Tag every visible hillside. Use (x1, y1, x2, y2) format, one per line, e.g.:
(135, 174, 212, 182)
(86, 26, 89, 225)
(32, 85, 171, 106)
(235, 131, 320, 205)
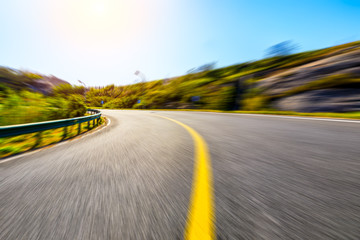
(2, 41, 359, 114)
(87, 41, 360, 113)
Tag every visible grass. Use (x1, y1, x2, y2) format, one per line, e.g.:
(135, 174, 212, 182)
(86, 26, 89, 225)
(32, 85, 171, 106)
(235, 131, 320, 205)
(0, 117, 106, 159)
(88, 106, 105, 109)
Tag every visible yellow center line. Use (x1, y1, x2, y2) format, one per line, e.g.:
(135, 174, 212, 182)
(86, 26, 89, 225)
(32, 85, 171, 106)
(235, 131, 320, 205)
(156, 115, 215, 240)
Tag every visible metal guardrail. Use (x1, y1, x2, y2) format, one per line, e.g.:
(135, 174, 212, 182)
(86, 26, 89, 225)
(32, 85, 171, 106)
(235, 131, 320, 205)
(0, 109, 102, 138)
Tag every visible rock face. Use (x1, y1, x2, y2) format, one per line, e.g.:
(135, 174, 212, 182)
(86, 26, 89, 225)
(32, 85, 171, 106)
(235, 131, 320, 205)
(32, 76, 69, 94)
(256, 47, 360, 112)
(0, 68, 69, 94)
(272, 89, 360, 112)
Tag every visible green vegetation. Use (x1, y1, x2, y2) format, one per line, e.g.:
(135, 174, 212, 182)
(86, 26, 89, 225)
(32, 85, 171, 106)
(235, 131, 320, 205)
(0, 85, 86, 126)
(0, 66, 88, 126)
(0, 74, 89, 127)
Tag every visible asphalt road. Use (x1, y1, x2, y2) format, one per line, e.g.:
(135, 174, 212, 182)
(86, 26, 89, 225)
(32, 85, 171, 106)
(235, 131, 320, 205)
(1, 110, 360, 240)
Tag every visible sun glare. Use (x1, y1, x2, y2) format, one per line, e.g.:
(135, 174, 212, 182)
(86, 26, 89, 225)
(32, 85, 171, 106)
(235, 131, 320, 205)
(91, 1, 106, 16)
(51, 0, 158, 50)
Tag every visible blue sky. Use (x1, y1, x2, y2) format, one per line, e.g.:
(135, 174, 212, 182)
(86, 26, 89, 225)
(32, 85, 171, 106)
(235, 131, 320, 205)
(1, 0, 359, 86)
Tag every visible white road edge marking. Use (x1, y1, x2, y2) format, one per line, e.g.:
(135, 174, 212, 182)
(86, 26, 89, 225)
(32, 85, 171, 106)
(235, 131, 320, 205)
(226, 113, 360, 123)
(155, 111, 360, 124)
(0, 117, 111, 164)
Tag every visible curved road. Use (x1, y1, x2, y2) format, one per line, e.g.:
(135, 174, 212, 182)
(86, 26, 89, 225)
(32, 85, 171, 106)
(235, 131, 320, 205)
(1, 110, 360, 239)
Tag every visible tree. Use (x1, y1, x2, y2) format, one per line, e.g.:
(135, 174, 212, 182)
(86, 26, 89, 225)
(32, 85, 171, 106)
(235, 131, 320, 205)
(265, 40, 299, 57)
(186, 62, 217, 74)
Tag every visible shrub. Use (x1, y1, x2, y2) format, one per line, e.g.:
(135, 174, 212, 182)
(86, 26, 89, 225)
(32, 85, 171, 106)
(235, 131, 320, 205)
(103, 96, 138, 109)
(203, 86, 237, 110)
(0, 86, 86, 125)
(66, 95, 87, 117)
(242, 96, 268, 110)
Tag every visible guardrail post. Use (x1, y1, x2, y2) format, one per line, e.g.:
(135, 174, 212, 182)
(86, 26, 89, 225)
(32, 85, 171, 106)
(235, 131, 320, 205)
(34, 131, 42, 148)
(78, 122, 81, 135)
(63, 126, 68, 139)
(93, 119, 95, 127)
(87, 121, 90, 130)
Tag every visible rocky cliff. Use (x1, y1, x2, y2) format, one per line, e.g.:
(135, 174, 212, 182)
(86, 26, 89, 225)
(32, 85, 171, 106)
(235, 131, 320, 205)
(255, 45, 360, 112)
(0, 67, 69, 94)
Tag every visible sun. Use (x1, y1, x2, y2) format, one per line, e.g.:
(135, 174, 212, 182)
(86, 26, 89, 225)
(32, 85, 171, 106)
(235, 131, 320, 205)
(91, 1, 107, 16)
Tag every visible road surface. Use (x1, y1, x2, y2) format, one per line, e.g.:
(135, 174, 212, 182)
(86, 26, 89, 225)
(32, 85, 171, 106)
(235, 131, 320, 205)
(1, 110, 360, 239)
